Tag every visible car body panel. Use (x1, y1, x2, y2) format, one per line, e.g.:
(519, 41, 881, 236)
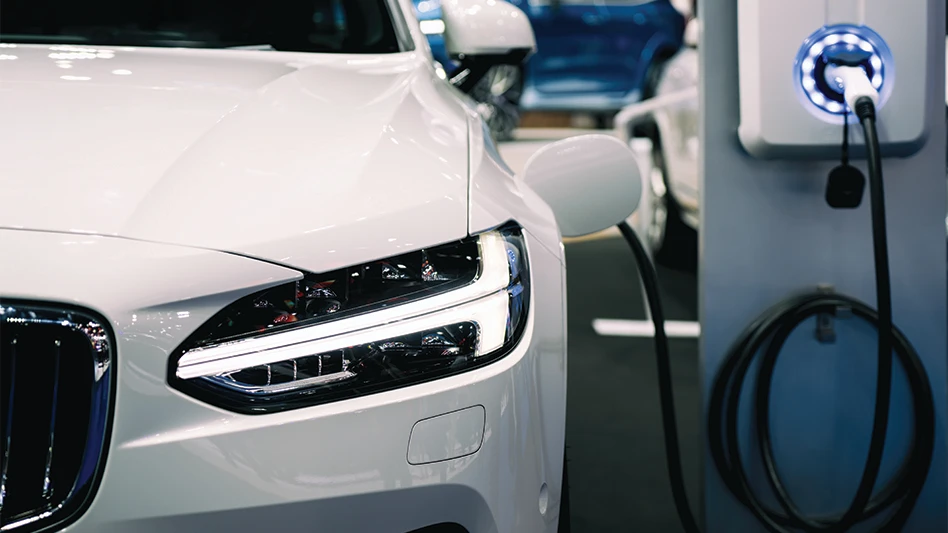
(650, 46, 699, 216)
(414, 0, 685, 112)
(517, 0, 685, 111)
(0, 227, 567, 532)
(467, 113, 565, 261)
(0, 2, 571, 530)
(0, 45, 471, 275)
(614, 44, 699, 240)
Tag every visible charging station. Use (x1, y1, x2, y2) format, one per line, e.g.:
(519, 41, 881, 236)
(736, 1, 930, 159)
(698, 0, 947, 530)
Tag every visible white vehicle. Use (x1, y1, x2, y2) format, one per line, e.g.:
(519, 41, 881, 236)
(619, 10, 948, 265)
(0, 1, 639, 532)
(617, 16, 699, 266)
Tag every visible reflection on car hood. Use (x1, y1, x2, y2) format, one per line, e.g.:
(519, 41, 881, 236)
(0, 45, 471, 274)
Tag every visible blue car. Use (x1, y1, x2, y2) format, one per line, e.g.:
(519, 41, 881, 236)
(414, 0, 686, 137)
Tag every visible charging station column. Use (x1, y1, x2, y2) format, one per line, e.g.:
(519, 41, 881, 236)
(699, 0, 947, 530)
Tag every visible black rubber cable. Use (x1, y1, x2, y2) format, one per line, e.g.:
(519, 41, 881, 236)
(617, 221, 702, 533)
(842, 106, 850, 166)
(617, 97, 935, 533)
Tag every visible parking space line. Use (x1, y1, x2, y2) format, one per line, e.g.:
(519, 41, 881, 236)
(592, 319, 700, 338)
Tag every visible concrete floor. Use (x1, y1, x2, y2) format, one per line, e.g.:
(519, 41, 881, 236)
(563, 236, 699, 532)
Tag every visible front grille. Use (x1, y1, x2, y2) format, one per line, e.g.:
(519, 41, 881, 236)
(0, 302, 114, 532)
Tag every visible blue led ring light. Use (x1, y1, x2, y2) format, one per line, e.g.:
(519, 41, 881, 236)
(794, 24, 894, 123)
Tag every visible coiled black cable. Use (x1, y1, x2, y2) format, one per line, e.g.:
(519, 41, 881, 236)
(618, 97, 935, 533)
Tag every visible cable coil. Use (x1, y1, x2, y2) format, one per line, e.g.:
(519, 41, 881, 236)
(618, 98, 936, 533)
(707, 291, 934, 532)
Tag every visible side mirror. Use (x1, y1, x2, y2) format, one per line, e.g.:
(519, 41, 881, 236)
(522, 135, 643, 238)
(442, 0, 536, 93)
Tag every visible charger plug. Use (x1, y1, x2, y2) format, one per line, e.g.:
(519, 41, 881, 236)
(831, 65, 880, 112)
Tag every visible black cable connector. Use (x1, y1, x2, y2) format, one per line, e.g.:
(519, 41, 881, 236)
(619, 97, 936, 533)
(855, 96, 877, 122)
(825, 112, 865, 209)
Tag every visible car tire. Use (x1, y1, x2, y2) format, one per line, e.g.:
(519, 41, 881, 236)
(636, 50, 698, 269)
(558, 452, 571, 533)
(642, 49, 678, 100)
(471, 65, 523, 142)
(646, 133, 697, 270)
(631, 49, 676, 139)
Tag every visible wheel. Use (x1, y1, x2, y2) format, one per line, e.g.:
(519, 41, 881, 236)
(646, 133, 697, 269)
(642, 49, 677, 100)
(470, 65, 523, 142)
(557, 452, 571, 533)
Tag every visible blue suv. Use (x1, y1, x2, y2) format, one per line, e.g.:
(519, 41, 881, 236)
(414, 0, 686, 137)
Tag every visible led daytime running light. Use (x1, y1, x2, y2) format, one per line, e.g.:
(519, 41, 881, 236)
(176, 232, 511, 376)
(169, 226, 530, 414)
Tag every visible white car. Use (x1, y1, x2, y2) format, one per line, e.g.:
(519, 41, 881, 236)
(617, 17, 699, 265)
(0, 1, 639, 532)
(619, 17, 948, 264)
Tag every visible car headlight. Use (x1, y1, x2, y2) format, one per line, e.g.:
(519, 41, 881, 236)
(169, 224, 528, 414)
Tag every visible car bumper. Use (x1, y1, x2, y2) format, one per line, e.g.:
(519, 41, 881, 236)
(0, 228, 566, 533)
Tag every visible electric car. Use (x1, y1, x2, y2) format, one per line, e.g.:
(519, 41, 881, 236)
(619, 12, 948, 265)
(415, 0, 687, 139)
(0, 1, 636, 531)
(615, 13, 697, 265)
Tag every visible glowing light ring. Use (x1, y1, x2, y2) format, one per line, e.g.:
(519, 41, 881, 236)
(793, 24, 895, 124)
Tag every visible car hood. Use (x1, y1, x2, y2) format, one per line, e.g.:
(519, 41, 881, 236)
(0, 45, 471, 274)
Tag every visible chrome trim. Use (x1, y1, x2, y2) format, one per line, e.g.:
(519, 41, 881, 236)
(42, 340, 61, 501)
(0, 303, 113, 533)
(388, 0, 417, 52)
(0, 338, 15, 516)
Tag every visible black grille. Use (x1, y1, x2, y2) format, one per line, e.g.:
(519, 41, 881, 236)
(0, 302, 114, 532)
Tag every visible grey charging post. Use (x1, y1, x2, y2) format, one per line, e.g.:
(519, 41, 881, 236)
(699, 0, 947, 530)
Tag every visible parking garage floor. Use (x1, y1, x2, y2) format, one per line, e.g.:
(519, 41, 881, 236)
(564, 236, 699, 532)
(501, 131, 700, 532)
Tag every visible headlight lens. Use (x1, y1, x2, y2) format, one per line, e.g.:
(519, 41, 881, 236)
(169, 224, 529, 414)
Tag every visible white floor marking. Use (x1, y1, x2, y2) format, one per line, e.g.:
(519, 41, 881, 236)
(592, 319, 700, 338)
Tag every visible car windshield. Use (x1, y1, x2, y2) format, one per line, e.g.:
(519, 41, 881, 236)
(0, 0, 405, 54)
